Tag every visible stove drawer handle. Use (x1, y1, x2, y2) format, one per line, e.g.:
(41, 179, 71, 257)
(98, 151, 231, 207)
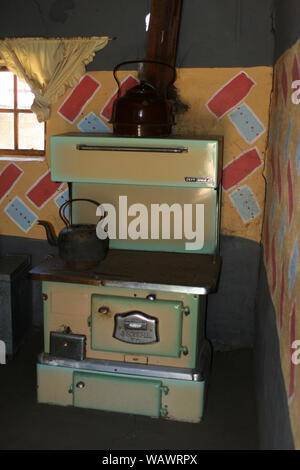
(76, 145, 188, 154)
(146, 294, 156, 301)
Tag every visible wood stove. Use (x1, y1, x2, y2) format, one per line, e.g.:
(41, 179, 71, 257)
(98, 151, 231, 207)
(30, 133, 222, 423)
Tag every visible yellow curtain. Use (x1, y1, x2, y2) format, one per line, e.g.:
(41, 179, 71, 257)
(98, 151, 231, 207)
(0, 36, 109, 122)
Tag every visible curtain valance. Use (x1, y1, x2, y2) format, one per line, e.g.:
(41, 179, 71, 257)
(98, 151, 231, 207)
(0, 36, 109, 121)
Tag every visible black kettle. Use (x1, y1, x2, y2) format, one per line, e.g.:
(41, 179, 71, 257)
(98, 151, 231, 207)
(110, 59, 176, 137)
(38, 198, 109, 271)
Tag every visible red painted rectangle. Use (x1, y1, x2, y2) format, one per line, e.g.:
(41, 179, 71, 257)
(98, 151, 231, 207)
(292, 54, 300, 82)
(207, 72, 255, 119)
(0, 163, 22, 202)
(280, 264, 285, 331)
(58, 75, 100, 123)
(282, 63, 288, 106)
(287, 159, 294, 225)
(277, 153, 282, 203)
(26, 170, 62, 208)
(100, 75, 139, 121)
(270, 146, 275, 187)
(222, 148, 262, 191)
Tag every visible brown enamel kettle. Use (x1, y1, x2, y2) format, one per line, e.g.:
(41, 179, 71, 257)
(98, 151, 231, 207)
(38, 198, 109, 270)
(110, 59, 176, 137)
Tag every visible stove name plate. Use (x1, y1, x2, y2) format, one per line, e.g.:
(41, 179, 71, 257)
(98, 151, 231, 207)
(113, 311, 158, 345)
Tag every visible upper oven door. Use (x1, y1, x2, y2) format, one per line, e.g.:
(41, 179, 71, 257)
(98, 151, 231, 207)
(50, 134, 222, 189)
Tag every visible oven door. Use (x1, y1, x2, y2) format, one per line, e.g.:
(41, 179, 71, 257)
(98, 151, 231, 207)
(90, 294, 188, 358)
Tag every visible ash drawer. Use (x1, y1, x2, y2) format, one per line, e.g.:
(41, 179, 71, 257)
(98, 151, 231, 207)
(51, 134, 222, 188)
(37, 356, 208, 422)
(72, 370, 166, 417)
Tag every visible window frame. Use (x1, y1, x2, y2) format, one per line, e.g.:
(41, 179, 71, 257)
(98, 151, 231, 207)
(0, 67, 46, 156)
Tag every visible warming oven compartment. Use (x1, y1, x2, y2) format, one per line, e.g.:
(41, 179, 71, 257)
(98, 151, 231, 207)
(72, 182, 220, 255)
(90, 294, 189, 358)
(50, 133, 222, 188)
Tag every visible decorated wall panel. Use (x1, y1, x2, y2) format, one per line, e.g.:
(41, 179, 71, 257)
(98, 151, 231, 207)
(263, 38, 300, 448)
(0, 67, 272, 243)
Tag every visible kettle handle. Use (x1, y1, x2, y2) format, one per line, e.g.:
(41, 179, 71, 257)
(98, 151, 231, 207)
(113, 59, 176, 97)
(59, 198, 101, 227)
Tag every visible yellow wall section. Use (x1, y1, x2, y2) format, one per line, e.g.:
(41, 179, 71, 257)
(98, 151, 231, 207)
(0, 67, 272, 242)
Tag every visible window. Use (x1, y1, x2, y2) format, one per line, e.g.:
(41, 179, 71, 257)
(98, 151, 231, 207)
(0, 69, 45, 156)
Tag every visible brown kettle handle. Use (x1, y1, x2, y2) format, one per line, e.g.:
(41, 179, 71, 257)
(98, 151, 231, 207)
(113, 59, 176, 97)
(59, 198, 101, 227)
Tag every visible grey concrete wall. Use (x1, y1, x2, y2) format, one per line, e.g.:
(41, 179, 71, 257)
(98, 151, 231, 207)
(207, 235, 261, 351)
(0, 235, 57, 326)
(0, 0, 275, 68)
(254, 257, 294, 449)
(177, 0, 275, 68)
(274, 0, 300, 60)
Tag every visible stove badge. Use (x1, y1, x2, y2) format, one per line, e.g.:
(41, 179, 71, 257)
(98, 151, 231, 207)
(184, 176, 213, 183)
(113, 311, 158, 344)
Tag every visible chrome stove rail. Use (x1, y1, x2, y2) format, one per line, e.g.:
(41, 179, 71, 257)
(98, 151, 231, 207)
(76, 144, 188, 153)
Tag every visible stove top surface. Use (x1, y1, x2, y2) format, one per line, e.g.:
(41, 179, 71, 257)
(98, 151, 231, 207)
(29, 249, 221, 295)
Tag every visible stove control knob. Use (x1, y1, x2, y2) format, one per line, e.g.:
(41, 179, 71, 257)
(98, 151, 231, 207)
(76, 381, 85, 389)
(146, 294, 156, 301)
(98, 306, 109, 314)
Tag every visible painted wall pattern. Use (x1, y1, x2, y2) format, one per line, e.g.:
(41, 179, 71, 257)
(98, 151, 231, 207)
(263, 38, 300, 448)
(0, 67, 272, 242)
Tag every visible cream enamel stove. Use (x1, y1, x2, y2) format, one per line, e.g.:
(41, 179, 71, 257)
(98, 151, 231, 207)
(30, 133, 223, 423)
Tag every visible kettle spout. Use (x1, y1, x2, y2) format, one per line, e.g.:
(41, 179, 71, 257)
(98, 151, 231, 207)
(38, 220, 58, 247)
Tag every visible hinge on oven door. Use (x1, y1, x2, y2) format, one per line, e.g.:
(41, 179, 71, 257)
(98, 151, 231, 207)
(180, 305, 189, 356)
(180, 346, 189, 356)
(181, 306, 190, 316)
(160, 385, 169, 417)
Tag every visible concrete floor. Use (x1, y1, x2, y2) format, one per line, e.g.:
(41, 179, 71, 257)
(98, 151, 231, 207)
(0, 328, 259, 450)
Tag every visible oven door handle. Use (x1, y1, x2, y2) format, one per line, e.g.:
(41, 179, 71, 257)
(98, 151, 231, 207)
(76, 144, 188, 153)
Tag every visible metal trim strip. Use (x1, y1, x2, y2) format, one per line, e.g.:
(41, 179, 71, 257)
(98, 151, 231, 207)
(101, 280, 208, 295)
(76, 145, 188, 153)
(38, 353, 204, 381)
